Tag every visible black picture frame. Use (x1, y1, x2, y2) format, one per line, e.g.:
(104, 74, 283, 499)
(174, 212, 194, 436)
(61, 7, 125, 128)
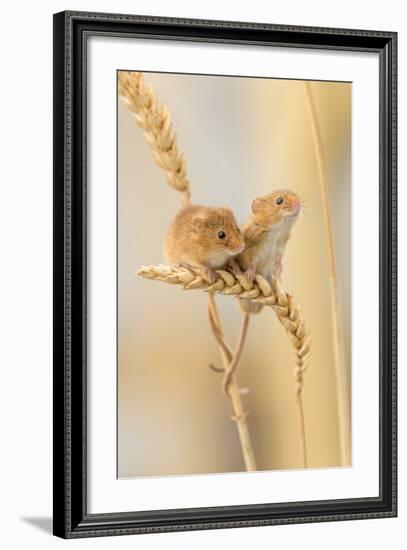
(53, 10, 397, 539)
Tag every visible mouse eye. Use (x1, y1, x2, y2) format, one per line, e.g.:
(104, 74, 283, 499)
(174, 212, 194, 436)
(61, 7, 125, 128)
(218, 231, 226, 239)
(276, 197, 284, 205)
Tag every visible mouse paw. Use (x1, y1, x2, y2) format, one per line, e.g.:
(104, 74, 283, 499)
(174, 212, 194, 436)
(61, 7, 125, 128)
(202, 267, 217, 284)
(274, 257, 283, 279)
(227, 258, 242, 276)
(244, 267, 256, 284)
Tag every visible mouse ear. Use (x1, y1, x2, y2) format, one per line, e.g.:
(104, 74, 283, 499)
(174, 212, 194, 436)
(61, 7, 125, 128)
(191, 215, 206, 228)
(251, 197, 265, 214)
(220, 205, 235, 220)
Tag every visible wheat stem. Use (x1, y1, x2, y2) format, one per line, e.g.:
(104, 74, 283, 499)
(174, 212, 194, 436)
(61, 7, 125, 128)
(207, 294, 257, 471)
(305, 81, 350, 466)
(296, 394, 307, 468)
(207, 299, 234, 362)
(222, 312, 251, 395)
(207, 299, 257, 469)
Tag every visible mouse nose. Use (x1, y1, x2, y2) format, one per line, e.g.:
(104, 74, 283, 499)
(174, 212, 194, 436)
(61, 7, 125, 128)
(291, 199, 301, 215)
(230, 240, 244, 254)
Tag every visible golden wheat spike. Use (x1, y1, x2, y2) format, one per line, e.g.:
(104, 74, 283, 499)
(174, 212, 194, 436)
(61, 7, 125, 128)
(118, 71, 191, 206)
(136, 266, 310, 378)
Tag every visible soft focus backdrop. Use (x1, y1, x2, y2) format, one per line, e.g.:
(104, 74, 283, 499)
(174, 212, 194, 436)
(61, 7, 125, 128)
(118, 72, 351, 478)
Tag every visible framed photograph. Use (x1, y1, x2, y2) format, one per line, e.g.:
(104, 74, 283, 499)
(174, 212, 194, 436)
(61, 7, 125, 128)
(53, 11, 397, 538)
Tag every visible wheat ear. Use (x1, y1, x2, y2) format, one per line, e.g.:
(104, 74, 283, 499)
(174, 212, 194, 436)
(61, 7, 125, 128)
(305, 82, 350, 466)
(118, 71, 191, 206)
(137, 265, 310, 467)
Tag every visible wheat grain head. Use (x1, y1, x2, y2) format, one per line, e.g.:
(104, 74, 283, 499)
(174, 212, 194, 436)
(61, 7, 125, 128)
(118, 71, 191, 206)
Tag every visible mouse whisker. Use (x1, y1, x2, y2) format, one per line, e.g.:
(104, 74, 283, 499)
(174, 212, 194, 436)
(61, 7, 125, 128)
(298, 191, 310, 203)
(299, 196, 311, 210)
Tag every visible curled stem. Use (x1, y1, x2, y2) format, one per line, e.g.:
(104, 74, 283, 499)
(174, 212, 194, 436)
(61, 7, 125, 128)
(207, 299, 233, 363)
(222, 312, 251, 395)
(207, 293, 257, 471)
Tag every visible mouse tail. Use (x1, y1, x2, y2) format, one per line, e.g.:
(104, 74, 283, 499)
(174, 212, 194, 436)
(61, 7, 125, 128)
(118, 71, 191, 206)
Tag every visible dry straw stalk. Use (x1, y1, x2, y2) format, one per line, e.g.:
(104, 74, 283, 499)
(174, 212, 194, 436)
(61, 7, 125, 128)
(305, 82, 350, 466)
(207, 293, 257, 471)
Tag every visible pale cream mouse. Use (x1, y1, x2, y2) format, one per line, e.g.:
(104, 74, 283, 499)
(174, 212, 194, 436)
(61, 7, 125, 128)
(164, 204, 244, 283)
(219, 190, 302, 395)
(237, 189, 301, 313)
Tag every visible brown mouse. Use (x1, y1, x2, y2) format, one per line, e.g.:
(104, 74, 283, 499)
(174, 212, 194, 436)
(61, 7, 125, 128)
(237, 189, 301, 313)
(164, 204, 244, 282)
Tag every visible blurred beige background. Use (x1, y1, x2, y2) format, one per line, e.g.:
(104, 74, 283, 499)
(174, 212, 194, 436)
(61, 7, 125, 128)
(117, 72, 351, 478)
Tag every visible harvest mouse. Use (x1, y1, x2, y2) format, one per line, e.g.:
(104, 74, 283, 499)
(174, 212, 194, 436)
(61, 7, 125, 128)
(164, 204, 245, 283)
(221, 190, 301, 394)
(237, 189, 302, 313)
